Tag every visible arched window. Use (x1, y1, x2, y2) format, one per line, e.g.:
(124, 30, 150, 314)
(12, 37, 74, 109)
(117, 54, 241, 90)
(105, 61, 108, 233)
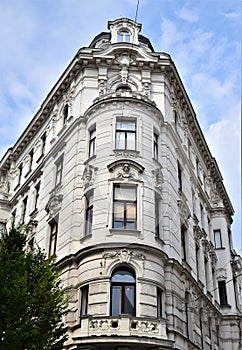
(111, 267, 135, 316)
(116, 85, 132, 93)
(118, 29, 131, 43)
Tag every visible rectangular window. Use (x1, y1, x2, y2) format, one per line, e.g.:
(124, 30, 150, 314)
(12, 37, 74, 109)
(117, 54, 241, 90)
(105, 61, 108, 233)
(181, 225, 187, 261)
(153, 132, 158, 160)
(85, 192, 93, 235)
(157, 288, 163, 318)
(214, 229, 222, 248)
(55, 156, 63, 187)
(218, 280, 228, 305)
(41, 133, 46, 156)
(22, 196, 28, 224)
(115, 121, 136, 150)
(34, 182, 40, 211)
(27, 149, 34, 174)
(17, 164, 23, 187)
(155, 193, 160, 237)
(49, 220, 58, 256)
(178, 162, 182, 191)
(89, 128, 96, 157)
(80, 285, 89, 317)
(113, 184, 137, 230)
(196, 244, 200, 279)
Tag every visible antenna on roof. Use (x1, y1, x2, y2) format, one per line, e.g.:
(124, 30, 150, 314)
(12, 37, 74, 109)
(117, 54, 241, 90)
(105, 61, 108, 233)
(134, 0, 140, 22)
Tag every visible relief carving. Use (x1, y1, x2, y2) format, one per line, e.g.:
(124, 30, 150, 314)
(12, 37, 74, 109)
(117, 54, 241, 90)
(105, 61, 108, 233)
(103, 248, 145, 264)
(45, 194, 63, 217)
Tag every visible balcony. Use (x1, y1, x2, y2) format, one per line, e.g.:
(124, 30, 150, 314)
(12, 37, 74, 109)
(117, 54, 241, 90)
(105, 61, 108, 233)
(77, 315, 167, 339)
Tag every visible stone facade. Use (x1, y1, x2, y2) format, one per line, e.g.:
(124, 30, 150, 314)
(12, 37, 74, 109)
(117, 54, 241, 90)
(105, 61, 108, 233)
(0, 18, 241, 350)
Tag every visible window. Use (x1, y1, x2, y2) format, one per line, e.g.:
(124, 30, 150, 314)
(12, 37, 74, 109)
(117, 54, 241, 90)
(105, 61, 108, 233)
(153, 132, 158, 160)
(89, 128, 96, 157)
(118, 29, 131, 43)
(28, 149, 34, 173)
(85, 192, 93, 235)
(174, 110, 178, 126)
(178, 162, 182, 191)
(41, 132, 46, 157)
(214, 229, 222, 249)
(17, 164, 23, 187)
(12, 209, 16, 224)
(155, 193, 160, 237)
(204, 256, 209, 291)
(55, 156, 63, 187)
(63, 104, 69, 124)
(111, 267, 135, 316)
(181, 225, 187, 261)
(113, 184, 137, 230)
(157, 288, 163, 318)
(115, 121, 136, 150)
(34, 182, 40, 211)
(196, 244, 200, 279)
(218, 280, 228, 306)
(22, 196, 28, 223)
(116, 85, 132, 93)
(49, 220, 58, 256)
(80, 285, 89, 317)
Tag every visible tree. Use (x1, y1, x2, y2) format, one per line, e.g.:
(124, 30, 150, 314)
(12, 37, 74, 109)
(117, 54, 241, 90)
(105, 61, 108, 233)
(0, 225, 69, 349)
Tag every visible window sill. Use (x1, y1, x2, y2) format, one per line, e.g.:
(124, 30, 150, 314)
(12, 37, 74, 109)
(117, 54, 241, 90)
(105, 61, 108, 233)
(113, 149, 140, 157)
(109, 228, 141, 236)
(214, 247, 225, 250)
(220, 304, 231, 309)
(84, 155, 96, 164)
(81, 233, 92, 242)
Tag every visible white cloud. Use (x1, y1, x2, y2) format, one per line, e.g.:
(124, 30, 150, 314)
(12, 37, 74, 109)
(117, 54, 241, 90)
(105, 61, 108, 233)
(222, 11, 240, 19)
(176, 4, 199, 23)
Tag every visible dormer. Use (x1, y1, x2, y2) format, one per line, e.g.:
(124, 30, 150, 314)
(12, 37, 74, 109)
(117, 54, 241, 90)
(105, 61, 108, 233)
(108, 18, 141, 45)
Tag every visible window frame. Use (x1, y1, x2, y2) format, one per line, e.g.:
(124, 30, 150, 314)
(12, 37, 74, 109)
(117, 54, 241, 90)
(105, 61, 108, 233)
(153, 132, 159, 160)
(48, 219, 58, 257)
(89, 128, 96, 158)
(63, 104, 69, 125)
(115, 120, 136, 151)
(181, 225, 187, 261)
(112, 184, 137, 230)
(118, 29, 131, 43)
(110, 267, 136, 316)
(155, 192, 161, 237)
(218, 280, 228, 306)
(157, 287, 163, 318)
(85, 191, 94, 236)
(55, 155, 64, 187)
(80, 285, 89, 317)
(214, 229, 222, 249)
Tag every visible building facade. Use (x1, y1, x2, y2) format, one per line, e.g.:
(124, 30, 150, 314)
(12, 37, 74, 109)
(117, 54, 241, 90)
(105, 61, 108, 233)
(0, 18, 241, 350)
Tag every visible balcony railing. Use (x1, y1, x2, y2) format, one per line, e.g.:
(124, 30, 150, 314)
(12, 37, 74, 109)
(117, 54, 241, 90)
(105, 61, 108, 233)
(79, 315, 167, 339)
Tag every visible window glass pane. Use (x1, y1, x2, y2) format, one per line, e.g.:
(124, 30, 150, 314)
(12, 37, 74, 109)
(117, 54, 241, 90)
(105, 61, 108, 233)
(214, 230, 222, 248)
(116, 131, 125, 149)
(116, 122, 135, 131)
(114, 186, 136, 201)
(126, 132, 136, 150)
(125, 286, 135, 314)
(112, 270, 135, 283)
(112, 286, 121, 316)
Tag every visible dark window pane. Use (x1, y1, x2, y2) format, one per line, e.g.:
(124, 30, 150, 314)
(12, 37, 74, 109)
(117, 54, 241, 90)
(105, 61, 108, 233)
(125, 286, 135, 314)
(112, 286, 121, 316)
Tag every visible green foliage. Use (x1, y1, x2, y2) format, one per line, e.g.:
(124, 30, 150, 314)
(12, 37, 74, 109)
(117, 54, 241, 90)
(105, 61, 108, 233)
(0, 225, 69, 349)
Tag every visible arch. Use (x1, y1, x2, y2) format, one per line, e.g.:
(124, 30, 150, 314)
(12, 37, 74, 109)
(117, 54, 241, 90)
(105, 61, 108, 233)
(115, 84, 132, 93)
(110, 265, 136, 316)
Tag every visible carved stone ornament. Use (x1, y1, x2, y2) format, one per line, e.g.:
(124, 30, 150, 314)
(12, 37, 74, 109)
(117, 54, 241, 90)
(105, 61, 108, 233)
(103, 249, 145, 264)
(193, 225, 203, 242)
(177, 196, 191, 223)
(142, 82, 151, 97)
(99, 79, 107, 96)
(152, 168, 163, 190)
(216, 268, 227, 280)
(45, 194, 63, 216)
(82, 164, 97, 188)
(209, 249, 218, 267)
(114, 52, 136, 85)
(108, 159, 144, 181)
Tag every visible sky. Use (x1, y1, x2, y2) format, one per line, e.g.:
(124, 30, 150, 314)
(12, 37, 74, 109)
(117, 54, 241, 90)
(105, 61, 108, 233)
(0, 0, 241, 253)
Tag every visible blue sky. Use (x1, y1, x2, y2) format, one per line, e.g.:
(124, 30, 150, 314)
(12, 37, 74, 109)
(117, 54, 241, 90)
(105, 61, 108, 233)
(0, 0, 241, 253)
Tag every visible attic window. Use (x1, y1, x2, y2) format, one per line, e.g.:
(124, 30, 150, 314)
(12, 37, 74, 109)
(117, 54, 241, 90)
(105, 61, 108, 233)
(116, 85, 132, 93)
(118, 29, 131, 43)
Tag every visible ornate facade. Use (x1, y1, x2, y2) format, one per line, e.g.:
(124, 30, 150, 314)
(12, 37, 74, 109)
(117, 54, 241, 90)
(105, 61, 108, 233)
(0, 18, 241, 350)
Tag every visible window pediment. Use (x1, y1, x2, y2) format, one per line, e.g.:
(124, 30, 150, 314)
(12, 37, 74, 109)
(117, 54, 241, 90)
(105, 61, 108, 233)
(107, 160, 144, 180)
